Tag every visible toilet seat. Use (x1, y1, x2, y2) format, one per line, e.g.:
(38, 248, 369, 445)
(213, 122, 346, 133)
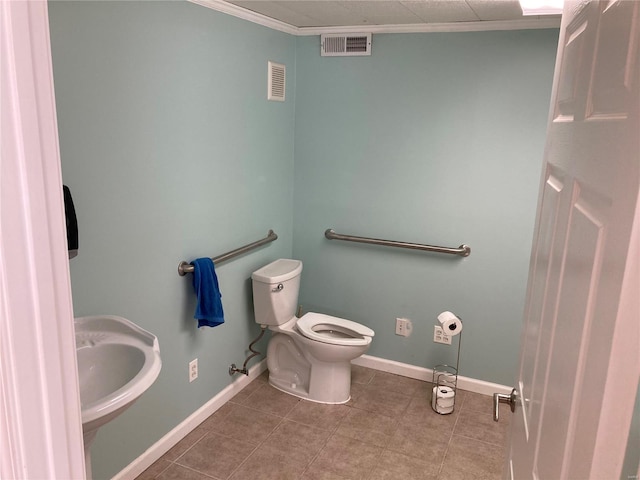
(297, 313, 374, 346)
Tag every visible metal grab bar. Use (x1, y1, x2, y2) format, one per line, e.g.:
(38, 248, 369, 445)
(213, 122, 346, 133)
(324, 229, 470, 257)
(178, 230, 278, 276)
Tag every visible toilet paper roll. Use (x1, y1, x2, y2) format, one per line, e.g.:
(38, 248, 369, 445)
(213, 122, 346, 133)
(437, 311, 463, 336)
(432, 386, 455, 414)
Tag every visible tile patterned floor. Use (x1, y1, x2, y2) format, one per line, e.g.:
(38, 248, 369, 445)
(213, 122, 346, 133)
(137, 366, 511, 480)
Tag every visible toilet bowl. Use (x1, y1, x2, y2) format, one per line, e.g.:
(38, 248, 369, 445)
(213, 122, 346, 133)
(252, 259, 374, 404)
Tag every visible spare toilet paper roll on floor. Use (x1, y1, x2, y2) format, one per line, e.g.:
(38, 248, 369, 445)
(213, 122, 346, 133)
(432, 386, 455, 414)
(437, 311, 463, 336)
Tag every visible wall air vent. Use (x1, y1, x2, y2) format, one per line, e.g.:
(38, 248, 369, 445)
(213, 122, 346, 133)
(321, 33, 372, 57)
(268, 61, 285, 102)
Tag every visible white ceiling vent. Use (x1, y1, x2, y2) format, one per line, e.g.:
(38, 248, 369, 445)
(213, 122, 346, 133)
(268, 61, 285, 102)
(321, 33, 372, 57)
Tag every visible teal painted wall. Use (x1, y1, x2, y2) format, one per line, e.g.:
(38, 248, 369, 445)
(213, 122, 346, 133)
(48, 2, 295, 478)
(293, 30, 559, 386)
(49, 2, 560, 476)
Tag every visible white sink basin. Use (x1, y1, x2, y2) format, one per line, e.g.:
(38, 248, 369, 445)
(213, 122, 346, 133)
(75, 315, 161, 477)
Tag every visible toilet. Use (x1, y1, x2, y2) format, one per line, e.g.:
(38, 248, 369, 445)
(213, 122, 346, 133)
(252, 258, 374, 404)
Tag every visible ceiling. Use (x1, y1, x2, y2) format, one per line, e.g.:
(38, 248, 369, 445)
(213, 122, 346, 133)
(221, 0, 561, 31)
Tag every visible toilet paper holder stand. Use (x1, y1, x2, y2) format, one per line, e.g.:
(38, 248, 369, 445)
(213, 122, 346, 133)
(432, 332, 462, 415)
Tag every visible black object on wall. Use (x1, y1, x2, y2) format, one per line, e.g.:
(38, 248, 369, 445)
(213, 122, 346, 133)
(63, 185, 78, 258)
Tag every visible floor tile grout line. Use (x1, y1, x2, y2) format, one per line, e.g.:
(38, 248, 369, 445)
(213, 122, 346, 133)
(297, 372, 409, 480)
(165, 428, 210, 465)
(339, 371, 420, 475)
(226, 393, 302, 477)
(436, 395, 465, 477)
(354, 369, 411, 480)
(227, 392, 300, 419)
(224, 396, 348, 479)
(172, 427, 262, 476)
(297, 437, 332, 476)
(151, 458, 173, 479)
(298, 400, 356, 479)
(164, 462, 222, 480)
(222, 413, 287, 480)
(141, 367, 507, 479)
(437, 431, 455, 477)
(449, 431, 508, 448)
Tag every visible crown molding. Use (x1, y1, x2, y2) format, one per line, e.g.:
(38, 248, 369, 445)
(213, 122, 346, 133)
(297, 18, 561, 36)
(189, 0, 299, 35)
(190, 0, 561, 36)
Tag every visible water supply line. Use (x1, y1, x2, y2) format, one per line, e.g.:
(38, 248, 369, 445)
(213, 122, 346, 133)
(229, 325, 267, 376)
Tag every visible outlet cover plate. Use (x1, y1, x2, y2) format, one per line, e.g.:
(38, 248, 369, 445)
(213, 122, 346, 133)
(189, 358, 198, 382)
(433, 325, 452, 345)
(396, 317, 413, 337)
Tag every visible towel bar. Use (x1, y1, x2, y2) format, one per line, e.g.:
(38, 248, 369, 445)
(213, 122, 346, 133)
(324, 229, 470, 257)
(178, 230, 278, 276)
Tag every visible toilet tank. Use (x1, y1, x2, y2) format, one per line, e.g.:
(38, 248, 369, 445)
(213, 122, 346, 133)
(251, 259, 302, 326)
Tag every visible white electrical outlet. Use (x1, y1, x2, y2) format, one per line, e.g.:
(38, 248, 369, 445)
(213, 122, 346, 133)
(189, 358, 198, 382)
(395, 318, 413, 337)
(433, 325, 452, 345)
(395, 318, 404, 336)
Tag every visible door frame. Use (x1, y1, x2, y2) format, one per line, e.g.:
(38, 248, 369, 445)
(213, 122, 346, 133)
(1, 1, 85, 478)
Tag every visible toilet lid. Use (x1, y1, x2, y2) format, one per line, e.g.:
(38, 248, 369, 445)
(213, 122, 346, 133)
(297, 313, 375, 346)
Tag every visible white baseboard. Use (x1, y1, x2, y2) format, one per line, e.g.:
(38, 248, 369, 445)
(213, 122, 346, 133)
(351, 354, 512, 396)
(113, 358, 268, 480)
(115, 354, 510, 479)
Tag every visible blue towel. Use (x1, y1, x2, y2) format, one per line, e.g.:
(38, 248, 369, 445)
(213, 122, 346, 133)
(191, 258, 225, 328)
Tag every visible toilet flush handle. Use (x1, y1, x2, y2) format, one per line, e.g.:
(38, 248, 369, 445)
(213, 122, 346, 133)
(272, 283, 284, 292)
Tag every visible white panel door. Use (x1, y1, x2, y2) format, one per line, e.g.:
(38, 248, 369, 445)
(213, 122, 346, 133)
(509, 1, 640, 479)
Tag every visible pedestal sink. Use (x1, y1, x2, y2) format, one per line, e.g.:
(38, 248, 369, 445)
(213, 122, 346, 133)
(75, 315, 161, 479)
